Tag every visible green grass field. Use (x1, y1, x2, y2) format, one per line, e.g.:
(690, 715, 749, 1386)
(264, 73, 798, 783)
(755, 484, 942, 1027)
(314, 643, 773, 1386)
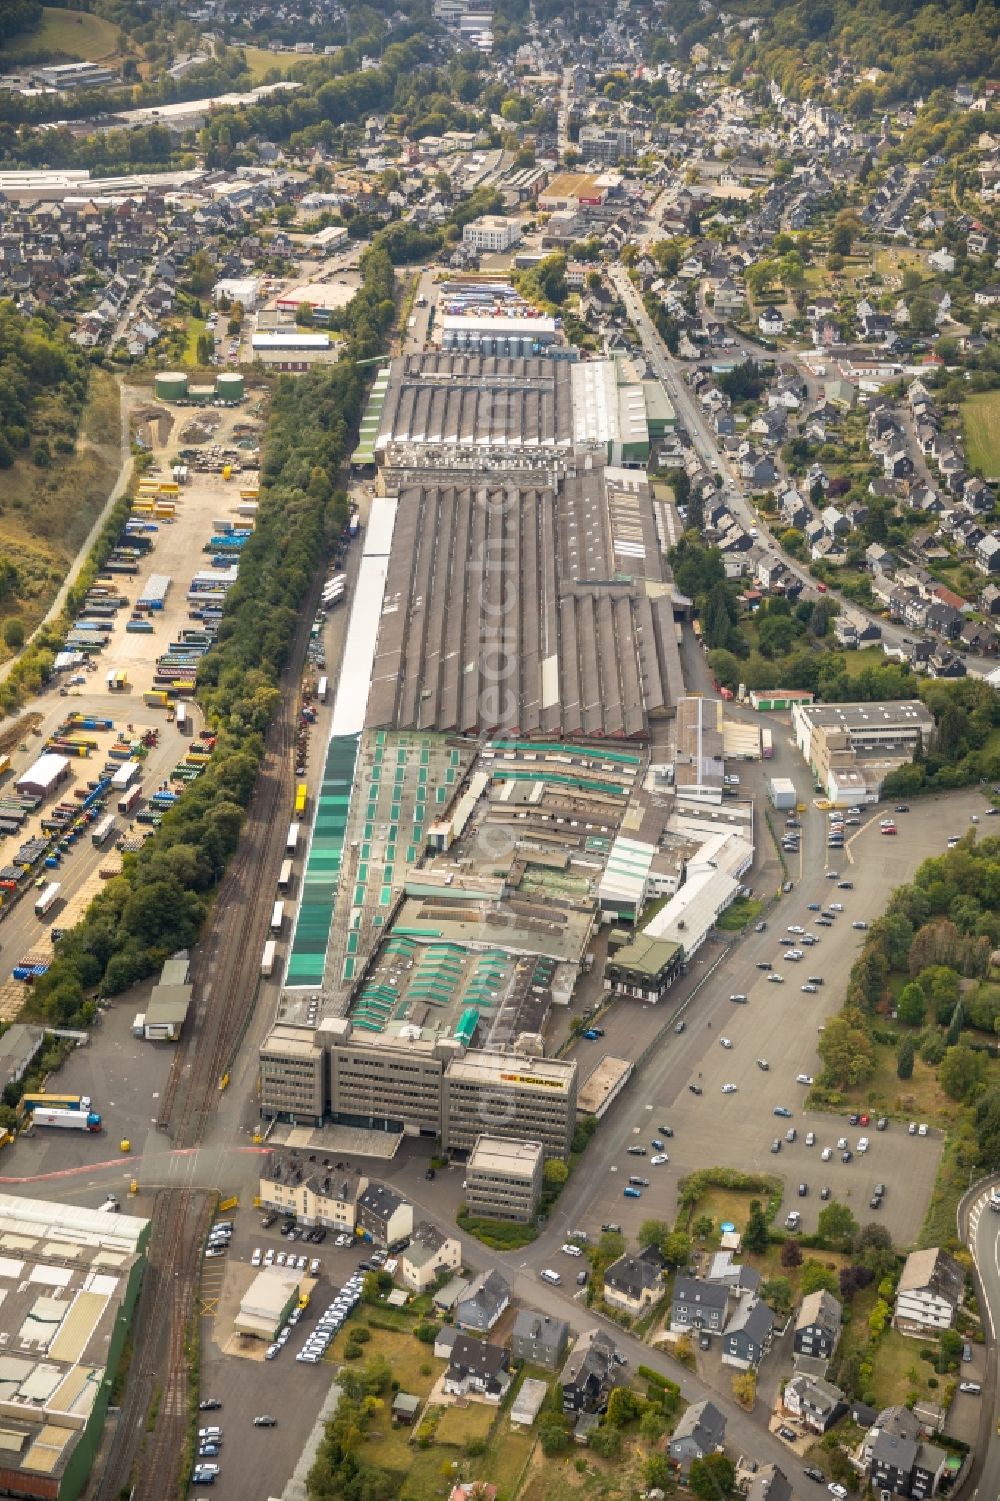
(240, 44, 293, 80)
(963, 391, 1000, 478)
(2, 6, 121, 60)
(842, 646, 888, 676)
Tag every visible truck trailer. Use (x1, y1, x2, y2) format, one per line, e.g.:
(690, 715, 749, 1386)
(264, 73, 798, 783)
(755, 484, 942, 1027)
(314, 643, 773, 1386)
(34, 882, 62, 918)
(32, 1108, 103, 1132)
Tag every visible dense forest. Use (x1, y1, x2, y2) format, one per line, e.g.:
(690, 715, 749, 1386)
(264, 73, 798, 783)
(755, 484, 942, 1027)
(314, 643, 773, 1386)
(22, 246, 396, 1027)
(732, 0, 999, 107)
(820, 836, 1000, 1182)
(0, 0, 40, 45)
(0, 301, 91, 470)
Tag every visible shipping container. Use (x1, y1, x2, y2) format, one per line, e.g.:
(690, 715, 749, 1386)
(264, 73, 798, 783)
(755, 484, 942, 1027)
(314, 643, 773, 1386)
(261, 939, 277, 977)
(110, 761, 141, 792)
(294, 783, 308, 816)
(144, 691, 170, 707)
(278, 859, 293, 892)
(118, 785, 142, 816)
(286, 822, 300, 854)
(175, 704, 189, 734)
(761, 728, 773, 760)
(270, 900, 285, 933)
(317, 676, 328, 703)
(35, 882, 62, 917)
(19, 1092, 90, 1114)
(91, 814, 117, 848)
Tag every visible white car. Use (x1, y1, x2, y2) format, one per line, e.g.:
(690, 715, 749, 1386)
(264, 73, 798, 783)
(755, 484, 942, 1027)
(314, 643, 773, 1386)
(720, 1036, 733, 1049)
(821, 1146, 833, 1161)
(918, 1123, 929, 1136)
(651, 1153, 669, 1166)
(264, 1249, 275, 1266)
(251, 1247, 262, 1267)
(828, 1486, 848, 1500)
(783, 952, 802, 962)
(561, 1243, 583, 1257)
(837, 1136, 848, 1150)
(768, 974, 784, 983)
(830, 902, 844, 912)
(801, 983, 818, 993)
(805, 1131, 816, 1146)
(310, 1258, 321, 1274)
(787, 925, 805, 935)
(858, 1136, 869, 1152)
(721, 1083, 738, 1094)
(276, 1251, 287, 1267)
(796, 1074, 814, 1085)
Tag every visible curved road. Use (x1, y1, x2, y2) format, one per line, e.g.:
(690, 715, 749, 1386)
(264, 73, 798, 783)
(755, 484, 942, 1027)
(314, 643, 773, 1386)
(610, 267, 995, 679)
(963, 1180, 1000, 1497)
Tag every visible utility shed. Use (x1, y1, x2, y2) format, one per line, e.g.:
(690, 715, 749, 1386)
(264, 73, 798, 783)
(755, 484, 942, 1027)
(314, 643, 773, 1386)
(767, 777, 797, 810)
(16, 754, 70, 800)
(234, 1269, 300, 1341)
(142, 986, 191, 1041)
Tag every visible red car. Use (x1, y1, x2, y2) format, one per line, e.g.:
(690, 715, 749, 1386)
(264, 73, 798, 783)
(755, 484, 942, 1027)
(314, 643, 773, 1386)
(859, 1113, 870, 1126)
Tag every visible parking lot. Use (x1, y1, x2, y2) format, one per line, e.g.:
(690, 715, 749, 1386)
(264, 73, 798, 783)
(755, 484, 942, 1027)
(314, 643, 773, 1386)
(192, 1205, 375, 1498)
(538, 784, 991, 1254)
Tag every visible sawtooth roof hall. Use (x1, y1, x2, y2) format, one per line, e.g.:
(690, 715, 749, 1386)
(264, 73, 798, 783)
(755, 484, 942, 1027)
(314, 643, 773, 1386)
(368, 355, 683, 740)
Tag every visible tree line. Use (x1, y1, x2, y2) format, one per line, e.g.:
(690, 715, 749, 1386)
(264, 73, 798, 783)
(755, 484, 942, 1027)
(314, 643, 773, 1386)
(24, 247, 397, 1027)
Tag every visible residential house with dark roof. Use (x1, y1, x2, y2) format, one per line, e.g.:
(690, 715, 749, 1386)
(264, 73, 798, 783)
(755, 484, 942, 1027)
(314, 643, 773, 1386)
(357, 1183, 413, 1247)
(670, 1276, 728, 1333)
(444, 1334, 511, 1402)
(455, 1268, 510, 1333)
(721, 1297, 774, 1369)
(894, 1248, 964, 1336)
(560, 1328, 619, 1414)
(511, 1310, 569, 1370)
(667, 1398, 726, 1466)
(603, 1244, 665, 1315)
(783, 1372, 846, 1433)
(794, 1290, 842, 1360)
(746, 1465, 793, 1501)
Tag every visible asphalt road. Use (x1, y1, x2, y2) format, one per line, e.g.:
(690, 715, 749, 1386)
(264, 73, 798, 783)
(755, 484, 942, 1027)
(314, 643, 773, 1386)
(964, 1181, 1000, 1499)
(610, 267, 995, 679)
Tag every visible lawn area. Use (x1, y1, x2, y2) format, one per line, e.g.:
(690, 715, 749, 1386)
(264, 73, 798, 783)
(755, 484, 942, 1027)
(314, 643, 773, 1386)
(963, 391, 1000, 478)
(869, 1327, 945, 1409)
(718, 896, 764, 931)
(326, 1317, 444, 1393)
(240, 44, 294, 80)
(434, 1403, 496, 1446)
(838, 1035, 996, 1125)
(183, 318, 207, 369)
(687, 1186, 762, 1233)
(3, 6, 121, 58)
(842, 646, 887, 677)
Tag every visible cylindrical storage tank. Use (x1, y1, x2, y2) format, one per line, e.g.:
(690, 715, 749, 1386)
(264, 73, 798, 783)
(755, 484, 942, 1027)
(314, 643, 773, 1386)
(216, 372, 244, 403)
(155, 372, 188, 401)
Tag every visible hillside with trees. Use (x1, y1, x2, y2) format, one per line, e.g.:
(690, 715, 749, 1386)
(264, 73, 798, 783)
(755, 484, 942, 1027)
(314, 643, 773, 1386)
(730, 0, 999, 108)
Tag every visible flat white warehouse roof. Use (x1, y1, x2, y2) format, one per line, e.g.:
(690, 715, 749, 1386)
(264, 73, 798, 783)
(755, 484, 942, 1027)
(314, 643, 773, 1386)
(251, 332, 332, 350)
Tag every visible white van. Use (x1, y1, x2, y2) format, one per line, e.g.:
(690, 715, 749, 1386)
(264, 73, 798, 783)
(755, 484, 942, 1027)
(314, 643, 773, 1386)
(540, 1268, 562, 1285)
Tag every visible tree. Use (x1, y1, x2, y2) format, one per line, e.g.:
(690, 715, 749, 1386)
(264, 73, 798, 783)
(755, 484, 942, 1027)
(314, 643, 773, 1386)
(939, 1043, 989, 1103)
(661, 1230, 691, 1268)
(693, 1215, 714, 1241)
(897, 982, 927, 1026)
(645, 1455, 671, 1488)
(781, 1238, 803, 1269)
(638, 1219, 670, 1250)
(829, 222, 853, 257)
(538, 1414, 571, 1455)
(818, 1201, 859, 1251)
(744, 1199, 770, 1255)
(897, 1036, 915, 1080)
(543, 1157, 568, 1186)
(818, 1010, 877, 1088)
(2, 618, 24, 650)
(800, 1260, 840, 1295)
(762, 1276, 793, 1315)
(689, 1453, 736, 1501)
(946, 1001, 965, 1047)
(604, 1386, 643, 1428)
(731, 1369, 756, 1408)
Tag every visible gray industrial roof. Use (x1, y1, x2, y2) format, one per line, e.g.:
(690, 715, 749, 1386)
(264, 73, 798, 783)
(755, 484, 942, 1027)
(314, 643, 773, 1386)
(375, 353, 573, 453)
(367, 470, 682, 738)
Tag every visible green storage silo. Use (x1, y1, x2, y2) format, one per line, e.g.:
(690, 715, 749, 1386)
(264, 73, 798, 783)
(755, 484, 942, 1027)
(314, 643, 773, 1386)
(216, 372, 245, 403)
(155, 372, 188, 402)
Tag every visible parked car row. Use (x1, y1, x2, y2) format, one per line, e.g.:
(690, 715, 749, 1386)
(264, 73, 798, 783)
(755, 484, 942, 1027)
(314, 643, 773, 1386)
(296, 1272, 364, 1363)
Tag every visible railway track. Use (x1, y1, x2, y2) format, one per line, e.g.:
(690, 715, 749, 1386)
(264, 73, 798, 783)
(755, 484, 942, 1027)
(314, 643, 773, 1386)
(98, 501, 343, 1500)
(94, 1190, 213, 1501)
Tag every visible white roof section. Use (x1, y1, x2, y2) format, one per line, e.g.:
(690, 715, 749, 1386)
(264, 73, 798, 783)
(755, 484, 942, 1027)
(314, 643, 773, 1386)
(644, 865, 739, 950)
(114, 81, 300, 125)
(440, 314, 557, 336)
(16, 753, 69, 790)
(0, 1195, 148, 1251)
(598, 835, 657, 907)
(571, 359, 617, 448)
(330, 497, 398, 738)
